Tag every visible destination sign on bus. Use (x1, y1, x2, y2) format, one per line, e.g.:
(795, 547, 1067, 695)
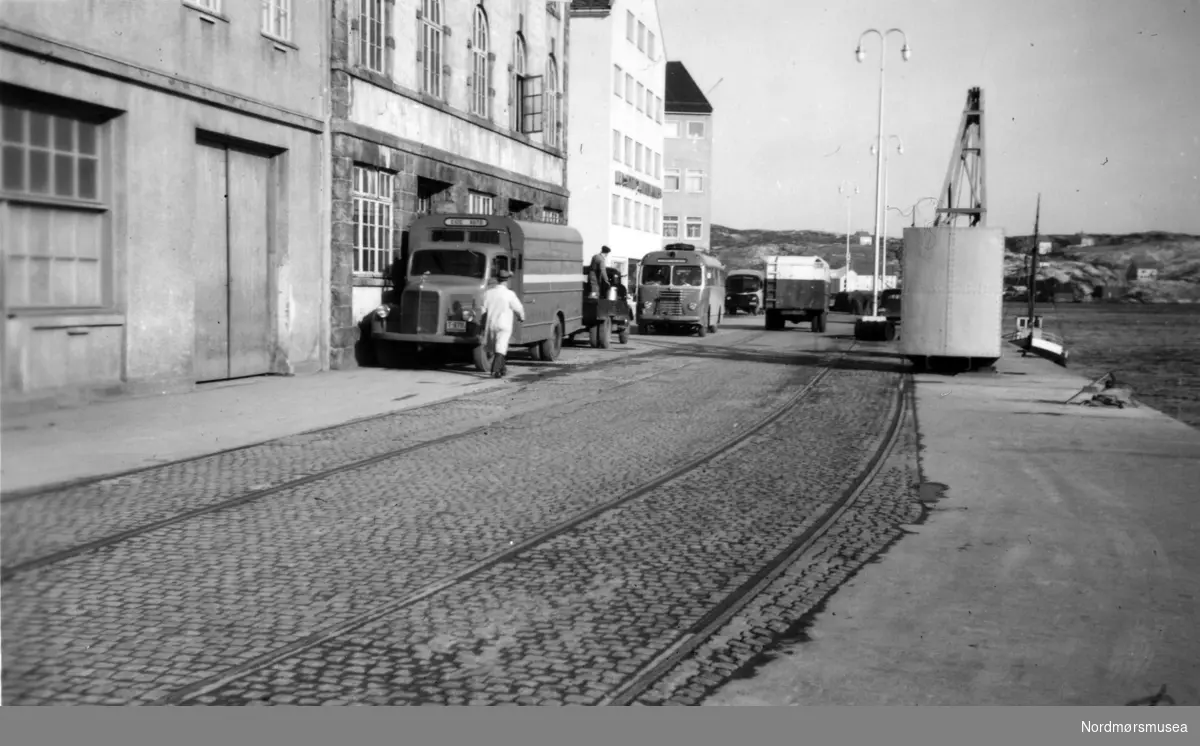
(444, 218, 489, 227)
(655, 258, 687, 264)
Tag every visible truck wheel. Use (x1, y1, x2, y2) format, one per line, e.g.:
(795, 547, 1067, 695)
(618, 326, 630, 345)
(598, 317, 612, 349)
(538, 320, 562, 361)
(884, 321, 897, 341)
(812, 312, 826, 334)
(472, 344, 493, 373)
(589, 324, 599, 348)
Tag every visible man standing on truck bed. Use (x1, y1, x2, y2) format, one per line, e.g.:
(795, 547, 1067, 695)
(588, 245, 612, 299)
(482, 269, 526, 379)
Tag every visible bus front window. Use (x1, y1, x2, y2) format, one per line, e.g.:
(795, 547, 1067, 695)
(410, 249, 488, 279)
(642, 266, 671, 285)
(673, 267, 701, 287)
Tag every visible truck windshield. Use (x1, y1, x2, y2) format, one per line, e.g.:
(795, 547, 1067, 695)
(728, 276, 761, 293)
(410, 249, 488, 278)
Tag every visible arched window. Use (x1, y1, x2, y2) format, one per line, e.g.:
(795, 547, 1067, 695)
(510, 33, 527, 131)
(421, 0, 443, 98)
(545, 55, 560, 148)
(470, 6, 489, 117)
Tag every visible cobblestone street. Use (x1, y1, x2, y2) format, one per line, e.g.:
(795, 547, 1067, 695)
(2, 318, 918, 706)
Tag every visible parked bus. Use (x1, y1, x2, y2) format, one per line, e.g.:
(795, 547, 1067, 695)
(370, 215, 621, 371)
(725, 269, 765, 315)
(636, 244, 726, 337)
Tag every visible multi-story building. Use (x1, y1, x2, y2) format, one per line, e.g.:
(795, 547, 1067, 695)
(662, 61, 712, 251)
(330, 0, 569, 368)
(1, 1, 330, 416)
(567, 0, 666, 284)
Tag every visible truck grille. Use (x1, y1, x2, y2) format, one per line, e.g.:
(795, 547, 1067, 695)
(400, 290, 441, 334)
(656, 290, 683, 316)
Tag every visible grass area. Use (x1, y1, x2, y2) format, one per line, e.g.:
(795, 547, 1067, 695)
(1002, 302, 1200, 428)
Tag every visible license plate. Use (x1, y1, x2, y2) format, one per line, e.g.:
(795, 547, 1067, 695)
(446, 320, 466, 333)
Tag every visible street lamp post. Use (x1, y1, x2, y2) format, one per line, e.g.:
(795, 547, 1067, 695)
(872, 135, 903, 294)
(838, 180, 859, 292)
(855, 28, 910, 336)
(907, 196, 939, 227)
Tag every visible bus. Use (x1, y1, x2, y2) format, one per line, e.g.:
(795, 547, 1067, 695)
(636, 244, 726, 337)
(725, 269, 765, 315)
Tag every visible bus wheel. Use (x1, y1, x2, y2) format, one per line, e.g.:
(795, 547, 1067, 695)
(697, 321, 708, 338)
(539, 321, 563, 361)
(472, 344, 493, 373)
(598, 317, 612, 349)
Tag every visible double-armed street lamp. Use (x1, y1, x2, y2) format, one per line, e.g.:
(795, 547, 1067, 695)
(855, 28, 910, 337)
(838, 180, 860, 287)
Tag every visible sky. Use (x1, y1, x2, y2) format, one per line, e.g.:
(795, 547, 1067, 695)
(654, 0, 1200, 237)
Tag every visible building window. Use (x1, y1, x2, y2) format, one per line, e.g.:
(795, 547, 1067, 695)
(421, 0, 444, 98)
(511, 34, 544, 134)
(612, 129, 621, 161)
(654, 152, 661, 179)
(358, 0, 386, 73)
(545, 55, 561, 148)
(686, 217, 703, 239)
(665, 120, 681, 138)
(353, 165, 395, 276)
(2, 95, 111, 309)
(611, 194, 620, 225)
(652, 207, 660, 234)
(664, 168, 680, 191)
(543, 208, 563, 225)
(626, 11, 635, 42)
(655, 96, 663, 124)
(262, 0, 291, 41)
(635, 143, 643, 173)
(663, 215, 679, 238)
(636, 83, 644, 113)
(470, 6, 490, 117)
(624, 73, 634, 104)
(686, 169, 705, 193)
(623, 197, 631, 227)
(637, 21, 646, 52)
(468, 190, 494, 215)
(647, 31, 656, 59)
(688, 121, 706, 138)
(613, 65, 622, 97)
(624, 136, 632, 167)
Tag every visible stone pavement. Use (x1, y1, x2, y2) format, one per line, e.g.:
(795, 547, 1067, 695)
(0, 341, 649, 496)
(704, 346, 1200, 707)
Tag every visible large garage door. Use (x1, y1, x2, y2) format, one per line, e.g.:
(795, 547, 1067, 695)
(194, 140, 272, 383)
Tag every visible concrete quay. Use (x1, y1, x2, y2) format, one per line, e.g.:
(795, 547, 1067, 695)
(706, 346, 1200, 707)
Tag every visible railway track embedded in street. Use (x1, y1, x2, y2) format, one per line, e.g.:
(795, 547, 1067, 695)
(147, 340, 911, 707)
(1, 329, 770, 581)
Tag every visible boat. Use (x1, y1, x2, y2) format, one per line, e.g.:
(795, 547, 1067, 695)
(1003, 194, 1069, 366)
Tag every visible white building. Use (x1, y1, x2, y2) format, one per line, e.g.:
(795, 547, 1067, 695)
(568, 0, 667, 284)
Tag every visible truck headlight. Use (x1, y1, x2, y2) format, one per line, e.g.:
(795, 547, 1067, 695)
(749, 297, 758, 304)
(462, 309, 475, 323)
(374, 305, 390, 319)
(643, 300, 652, 310)
(687, 302, 698, 311)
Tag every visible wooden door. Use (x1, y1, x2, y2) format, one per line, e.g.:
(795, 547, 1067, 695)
(193, 141, 272, 382)
(194, 143, 231, 383)
(226, 149, 271, 378)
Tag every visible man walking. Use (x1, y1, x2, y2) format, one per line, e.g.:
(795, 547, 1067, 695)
(481, 269, 525, 379)
(587, 245, 612, 299)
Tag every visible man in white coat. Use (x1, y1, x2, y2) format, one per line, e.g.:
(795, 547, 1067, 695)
(481, 268, 526, 379)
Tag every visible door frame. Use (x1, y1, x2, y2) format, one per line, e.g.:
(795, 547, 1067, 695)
(193, 130, 286, 382)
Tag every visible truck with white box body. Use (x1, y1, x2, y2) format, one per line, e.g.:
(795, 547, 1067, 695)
(763, 255, 831, 332)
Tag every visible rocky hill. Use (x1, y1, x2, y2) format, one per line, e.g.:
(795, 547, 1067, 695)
(709, 225, 1200, 302)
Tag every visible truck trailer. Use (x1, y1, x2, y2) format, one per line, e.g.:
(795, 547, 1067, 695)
(763, 255, 831, 332)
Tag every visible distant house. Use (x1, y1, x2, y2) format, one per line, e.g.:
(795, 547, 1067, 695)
(1126, 261, 1160, 282)
(853, 231, 872, 246)
(1076, 234, 1096, 247)
(1037, 240, 1052, 254)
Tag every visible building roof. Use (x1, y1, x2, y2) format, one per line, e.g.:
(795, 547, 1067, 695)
(664, 61, 713, 114)
(569, 1, 613, 14)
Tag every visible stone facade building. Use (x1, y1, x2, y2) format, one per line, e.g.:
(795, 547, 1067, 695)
(329, 0, 570, 368)
(1, 1, 331, 416)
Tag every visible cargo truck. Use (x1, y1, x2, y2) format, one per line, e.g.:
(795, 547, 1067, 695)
(763, 255, 831, 332)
